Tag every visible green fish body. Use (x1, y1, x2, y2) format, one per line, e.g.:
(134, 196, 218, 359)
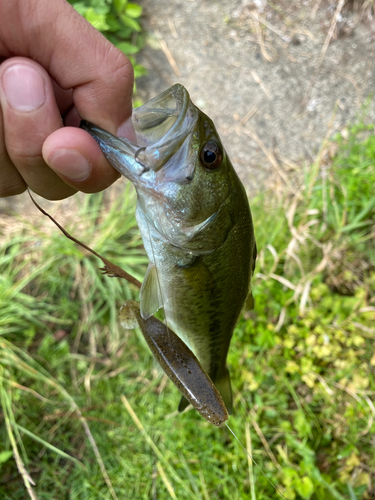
(81, 84, 256, 413)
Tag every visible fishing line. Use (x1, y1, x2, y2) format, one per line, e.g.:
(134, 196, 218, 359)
(225, 422, 287, 499)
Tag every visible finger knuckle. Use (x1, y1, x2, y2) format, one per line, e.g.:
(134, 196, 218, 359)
(102, 44, 134, 88)
(8, 145, 43, 165)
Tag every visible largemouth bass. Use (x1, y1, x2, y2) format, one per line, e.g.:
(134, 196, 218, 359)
(81, 84, 256, 413)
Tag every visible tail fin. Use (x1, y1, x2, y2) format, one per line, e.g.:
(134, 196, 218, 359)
(178, 367, 233, 415)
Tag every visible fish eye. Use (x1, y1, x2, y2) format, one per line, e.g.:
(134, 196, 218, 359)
(200, 141, 223, 170)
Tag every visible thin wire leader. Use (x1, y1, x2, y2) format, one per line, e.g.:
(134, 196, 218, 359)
(225, 422, 286, 499)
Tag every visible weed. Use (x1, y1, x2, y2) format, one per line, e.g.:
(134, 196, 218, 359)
(70, 0, 147, 94)
(0, 121, 374, 499)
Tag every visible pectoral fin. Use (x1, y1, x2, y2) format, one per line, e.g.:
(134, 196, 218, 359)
(245, 291, 255, 310)
(178, 396, 190, 413)
(214, 368, 233, 415)
(140, 263, 163, 319)
(180, 257, 216, 295)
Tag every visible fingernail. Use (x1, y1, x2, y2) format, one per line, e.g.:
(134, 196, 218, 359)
(2, 65, 46, 111)
(117, 116, 137, 143)
(48, 150, 91, 181)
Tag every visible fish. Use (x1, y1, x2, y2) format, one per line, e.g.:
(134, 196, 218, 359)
(81, 84, 257, 414)
(28, 192, 228, 426)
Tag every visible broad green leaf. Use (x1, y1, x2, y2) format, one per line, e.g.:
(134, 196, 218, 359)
(125, 2, 143, 18)
(294, 411, 312, 438)
(87, 0, 110, 15)
(116, 41, 139, 55)
(127, 54, 135, 65)
(120, 13, 141, 31)
(116, 26, 134, 39)
(114, 0, 128, 13)
(133, 98, 143, 108)
(83, 7, 110, 31)
(295, 476, 314, 499)
(134, 64, 147, 78)
(105, 13, 122, 32)
(72, 3, 88, 16)
(0, 451, 13, 464)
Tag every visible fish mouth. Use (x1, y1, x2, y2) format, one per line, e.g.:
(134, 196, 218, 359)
(80, 84, 198, 182)
(133, 84, 191, 147)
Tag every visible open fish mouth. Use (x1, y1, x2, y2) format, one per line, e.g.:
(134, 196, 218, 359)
(81, 84, 198, 180)
(132, 84, 191, 146)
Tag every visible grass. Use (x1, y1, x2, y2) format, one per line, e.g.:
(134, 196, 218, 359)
(0, 121, 374, 500)
(346, 0, 375, 20)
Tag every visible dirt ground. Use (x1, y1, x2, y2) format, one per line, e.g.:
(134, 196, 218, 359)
(1, 0, 375, 216)
(136, 0, 375, 194)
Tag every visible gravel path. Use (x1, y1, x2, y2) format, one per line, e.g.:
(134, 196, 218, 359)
(136, 0, 375, 193)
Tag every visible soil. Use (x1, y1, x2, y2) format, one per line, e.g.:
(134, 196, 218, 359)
(1, 0, 375, 216)
(136, 0, 375, 194)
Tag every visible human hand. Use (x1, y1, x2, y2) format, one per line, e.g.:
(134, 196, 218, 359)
(0, 0, 135, 200)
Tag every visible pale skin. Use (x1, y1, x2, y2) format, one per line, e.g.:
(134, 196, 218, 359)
(0, 0, 135, 200)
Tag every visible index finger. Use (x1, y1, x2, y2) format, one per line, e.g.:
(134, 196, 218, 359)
(0, 0, 134, 133)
